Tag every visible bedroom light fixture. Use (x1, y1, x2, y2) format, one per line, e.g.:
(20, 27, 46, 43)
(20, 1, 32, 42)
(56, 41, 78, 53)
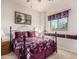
(26, 0, 41, 2)
(38, 0, 41, 2)
(48, 0, 53, 1)
(26, 0, 32, 8)
(26, 0, 30, 2)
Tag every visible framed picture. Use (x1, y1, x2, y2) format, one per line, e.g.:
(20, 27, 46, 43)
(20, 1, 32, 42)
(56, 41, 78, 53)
(15, 11, 32, 25)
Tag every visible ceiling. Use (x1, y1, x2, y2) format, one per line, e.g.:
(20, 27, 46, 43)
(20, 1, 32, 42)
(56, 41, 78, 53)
(12, 0, 75, 12)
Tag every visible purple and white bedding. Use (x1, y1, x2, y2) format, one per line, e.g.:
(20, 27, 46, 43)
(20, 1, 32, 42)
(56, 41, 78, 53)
(11, 31, 57, 59)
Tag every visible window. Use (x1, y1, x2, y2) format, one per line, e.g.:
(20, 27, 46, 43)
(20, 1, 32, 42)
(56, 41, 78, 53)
(58, 17, 68, 30)
(50, 20, 58, 30)
(48, 10, 69, 31)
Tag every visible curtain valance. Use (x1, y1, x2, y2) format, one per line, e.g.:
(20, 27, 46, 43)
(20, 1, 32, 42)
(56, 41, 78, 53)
(48, 10, 69, 21)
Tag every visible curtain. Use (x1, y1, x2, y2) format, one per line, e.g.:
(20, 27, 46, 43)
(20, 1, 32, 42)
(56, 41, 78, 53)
(48, 10, 69, 21)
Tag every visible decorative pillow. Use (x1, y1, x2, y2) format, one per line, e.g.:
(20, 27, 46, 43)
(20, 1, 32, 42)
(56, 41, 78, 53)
(28, 31, 35, 37)
(22, 32, 28, 37)
(15, 31, 28, 39)
(15, 32, 23, 38)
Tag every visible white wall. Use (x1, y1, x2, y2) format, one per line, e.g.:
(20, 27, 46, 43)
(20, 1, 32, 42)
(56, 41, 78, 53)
(40, 0, 77, 53)
(1, 0, 41, 34)
(39, 12, 46, 31)
(46, 0, 77, 34)
(1, 0, 41, 41)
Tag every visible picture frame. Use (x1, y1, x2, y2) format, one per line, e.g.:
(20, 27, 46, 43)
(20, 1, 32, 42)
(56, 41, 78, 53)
(15, 11, 32, 25)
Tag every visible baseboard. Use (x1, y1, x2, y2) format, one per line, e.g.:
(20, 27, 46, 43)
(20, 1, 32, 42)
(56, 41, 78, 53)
(58, 46, 77, 54)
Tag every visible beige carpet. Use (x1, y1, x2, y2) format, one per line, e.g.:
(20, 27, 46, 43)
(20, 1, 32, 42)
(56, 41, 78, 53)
(1, 49, 77, 59)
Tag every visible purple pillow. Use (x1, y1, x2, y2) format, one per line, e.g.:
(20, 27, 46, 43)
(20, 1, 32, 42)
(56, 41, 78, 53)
(15, 32, 23, 39)
(15, 32, 28, 39)
(22, 32, 28, 37)
(28, 31, 35, 37)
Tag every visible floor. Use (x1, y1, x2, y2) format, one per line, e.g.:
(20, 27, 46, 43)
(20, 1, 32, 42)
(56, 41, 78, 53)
(1, 49, 77, 59)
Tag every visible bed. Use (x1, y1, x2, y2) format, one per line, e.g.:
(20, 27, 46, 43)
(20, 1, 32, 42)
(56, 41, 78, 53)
(10, 26, 57, 59)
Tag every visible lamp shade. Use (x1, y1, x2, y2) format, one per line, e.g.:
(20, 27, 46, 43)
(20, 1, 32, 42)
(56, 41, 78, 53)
(1, 31, 5, 36)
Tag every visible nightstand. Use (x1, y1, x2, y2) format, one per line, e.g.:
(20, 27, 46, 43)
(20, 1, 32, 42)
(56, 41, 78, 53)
(1, 41, 11, 55)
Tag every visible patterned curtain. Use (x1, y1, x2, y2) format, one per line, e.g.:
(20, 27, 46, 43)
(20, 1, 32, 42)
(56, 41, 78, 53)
(48, 16, 51, 21)
(48, 10, 69, 21)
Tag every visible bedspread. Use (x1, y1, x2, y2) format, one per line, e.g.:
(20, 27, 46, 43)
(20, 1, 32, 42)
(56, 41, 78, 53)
(12, 37, 57, 59)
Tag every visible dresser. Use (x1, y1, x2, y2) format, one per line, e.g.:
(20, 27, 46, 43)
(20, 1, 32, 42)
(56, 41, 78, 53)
(1, 41, 11, 55)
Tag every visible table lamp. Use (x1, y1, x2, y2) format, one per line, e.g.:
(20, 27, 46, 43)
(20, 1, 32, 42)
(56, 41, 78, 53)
(1, 31, 5, 42)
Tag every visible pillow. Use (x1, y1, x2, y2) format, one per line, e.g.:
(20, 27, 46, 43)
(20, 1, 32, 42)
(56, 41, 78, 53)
(15, 32, 23, 38)
(28, 31, 35, 37)
(22, 32, 28, 37)
(15, 31, 28, 39)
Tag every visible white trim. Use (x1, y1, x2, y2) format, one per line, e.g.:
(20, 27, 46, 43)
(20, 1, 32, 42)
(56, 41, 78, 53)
(58, 46, 77, 54)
